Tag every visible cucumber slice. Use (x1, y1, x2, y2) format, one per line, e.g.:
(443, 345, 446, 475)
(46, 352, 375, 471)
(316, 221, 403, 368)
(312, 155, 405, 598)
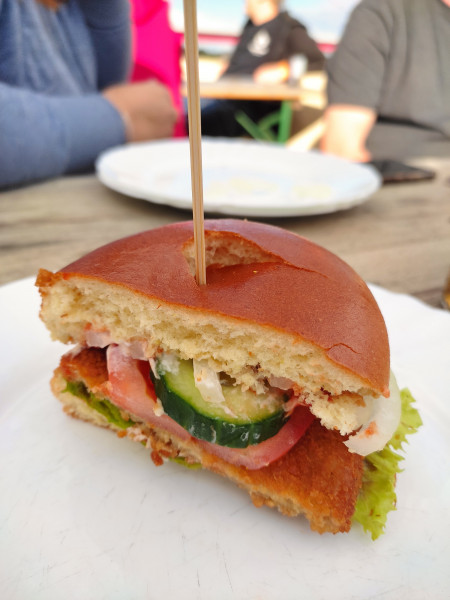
(152, 357, 287, 448)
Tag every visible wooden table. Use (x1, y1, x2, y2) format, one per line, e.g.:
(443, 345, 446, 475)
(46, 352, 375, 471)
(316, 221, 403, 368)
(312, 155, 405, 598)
(1, 156, 449, 308)
(181, 73, 327, 143)
(182, 77, 304, 102)
(181, 72, 326, 106)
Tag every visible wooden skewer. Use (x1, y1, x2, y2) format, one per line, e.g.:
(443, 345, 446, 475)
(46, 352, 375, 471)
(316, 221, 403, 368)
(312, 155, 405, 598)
(183, 0, 207, 286)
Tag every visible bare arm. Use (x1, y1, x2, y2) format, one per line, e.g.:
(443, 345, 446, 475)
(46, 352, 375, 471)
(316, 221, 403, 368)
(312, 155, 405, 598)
(323, 1, 392, 162)
(320, 105, 377, 162)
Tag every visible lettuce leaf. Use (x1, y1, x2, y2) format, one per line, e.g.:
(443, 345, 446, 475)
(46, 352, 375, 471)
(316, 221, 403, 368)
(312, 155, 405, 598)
(64, 380, 135, 430)
(169, 457, 202, 469)
(353, 389, 423, 540)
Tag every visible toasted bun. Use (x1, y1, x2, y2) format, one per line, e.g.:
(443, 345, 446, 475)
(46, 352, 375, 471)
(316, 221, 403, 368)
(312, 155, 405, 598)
(37, 219, 390, 435)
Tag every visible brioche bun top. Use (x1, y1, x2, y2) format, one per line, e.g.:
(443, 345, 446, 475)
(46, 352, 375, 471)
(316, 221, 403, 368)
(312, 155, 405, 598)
(50, 219, 389, 396)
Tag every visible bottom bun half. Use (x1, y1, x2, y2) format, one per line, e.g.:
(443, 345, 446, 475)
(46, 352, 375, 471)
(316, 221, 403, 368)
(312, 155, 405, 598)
(52, 347, 364, 535)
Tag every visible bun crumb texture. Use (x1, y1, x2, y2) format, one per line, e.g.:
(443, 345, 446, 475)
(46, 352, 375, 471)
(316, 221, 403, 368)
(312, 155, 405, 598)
(37, 219, 390, 437)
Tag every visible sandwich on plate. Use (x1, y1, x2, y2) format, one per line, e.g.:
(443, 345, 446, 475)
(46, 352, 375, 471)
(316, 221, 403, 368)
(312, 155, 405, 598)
(36, 220, 421, 538)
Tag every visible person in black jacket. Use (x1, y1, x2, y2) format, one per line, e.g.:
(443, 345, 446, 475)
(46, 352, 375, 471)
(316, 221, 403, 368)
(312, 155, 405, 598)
(201, 0, 324, 137)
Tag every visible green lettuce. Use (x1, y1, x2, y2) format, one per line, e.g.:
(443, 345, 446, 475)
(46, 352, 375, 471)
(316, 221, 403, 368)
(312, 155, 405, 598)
(353, 389, 423, 540)
(64, 380, 135, 430)
(65, 380, 201, 465)
(169, 457, 202, 469)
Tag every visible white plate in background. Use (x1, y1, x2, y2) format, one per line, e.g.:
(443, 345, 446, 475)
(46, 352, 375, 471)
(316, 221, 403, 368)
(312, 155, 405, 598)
(1, 278, 449, 600)
(96, 139, 381, 217)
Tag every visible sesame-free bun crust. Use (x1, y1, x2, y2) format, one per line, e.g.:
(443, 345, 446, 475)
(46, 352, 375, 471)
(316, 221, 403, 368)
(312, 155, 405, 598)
(37, 220, 390, 434)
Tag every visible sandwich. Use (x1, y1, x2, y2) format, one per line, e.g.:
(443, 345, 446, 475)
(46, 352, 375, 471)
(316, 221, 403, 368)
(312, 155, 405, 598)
(36, 219, 421, 537)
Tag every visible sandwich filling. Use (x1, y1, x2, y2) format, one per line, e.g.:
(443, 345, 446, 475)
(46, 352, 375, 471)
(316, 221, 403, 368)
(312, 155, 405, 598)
(58, 336, 401, 468)
(55, 345, 366, 533)
(54, 344, 420, 538)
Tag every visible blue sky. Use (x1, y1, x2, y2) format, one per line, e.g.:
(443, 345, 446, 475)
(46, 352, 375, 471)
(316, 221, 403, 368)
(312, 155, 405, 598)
(169, 0, 360, 43)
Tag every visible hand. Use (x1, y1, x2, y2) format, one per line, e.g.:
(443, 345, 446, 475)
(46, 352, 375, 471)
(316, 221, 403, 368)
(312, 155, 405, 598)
(103, 80, 178, 142)
(253, 61, 290, 85)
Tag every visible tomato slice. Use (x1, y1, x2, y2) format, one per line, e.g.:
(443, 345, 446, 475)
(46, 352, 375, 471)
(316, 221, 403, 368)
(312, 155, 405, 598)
(106, 345, 314, 470)
(197, 405, 314, 469)
(106, 345, 192, 441)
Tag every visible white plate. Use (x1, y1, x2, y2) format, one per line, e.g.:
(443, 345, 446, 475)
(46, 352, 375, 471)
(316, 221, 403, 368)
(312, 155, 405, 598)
(96, 139, 381, 217)
(1, 278, 449, 600)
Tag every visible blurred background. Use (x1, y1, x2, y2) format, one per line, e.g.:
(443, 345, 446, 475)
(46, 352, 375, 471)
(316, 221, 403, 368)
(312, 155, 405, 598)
(168, 0, 359, 82)
(169, 0, 358, 49)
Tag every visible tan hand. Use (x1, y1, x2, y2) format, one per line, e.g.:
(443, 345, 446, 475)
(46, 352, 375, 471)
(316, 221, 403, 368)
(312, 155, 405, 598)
(253, 61, 290, 85)
(103, 80, 178, 142)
